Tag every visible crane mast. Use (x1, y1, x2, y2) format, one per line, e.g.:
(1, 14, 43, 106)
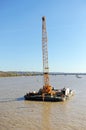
(42, 16, 49, 85)
(42, 16, 52, 94)
(24, 16, 74, 102)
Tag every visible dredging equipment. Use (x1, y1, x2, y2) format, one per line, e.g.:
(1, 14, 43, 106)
(24, 16, 74, 102)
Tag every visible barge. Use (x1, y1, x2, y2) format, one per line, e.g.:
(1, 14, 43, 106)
(24, 88, 74, 102)
(24, 17, 74, 102)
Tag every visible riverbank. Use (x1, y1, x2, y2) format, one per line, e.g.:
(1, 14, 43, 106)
(0, 71, 33, 77)
(0, 71, 86, 77)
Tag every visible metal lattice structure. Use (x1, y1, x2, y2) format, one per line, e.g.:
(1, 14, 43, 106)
(42, 16, 49, 87)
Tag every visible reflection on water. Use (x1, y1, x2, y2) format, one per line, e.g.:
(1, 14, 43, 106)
(0, 76, 86, 130)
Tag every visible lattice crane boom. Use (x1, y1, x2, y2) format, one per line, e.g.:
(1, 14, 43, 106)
(42, 16, 52, 94)
(42, 16, 49, 85)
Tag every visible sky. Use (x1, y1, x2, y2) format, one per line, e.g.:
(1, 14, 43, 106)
(0, 0, 86, 73)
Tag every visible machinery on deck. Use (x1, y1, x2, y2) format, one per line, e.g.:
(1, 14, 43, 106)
(24, 16, 74, 102)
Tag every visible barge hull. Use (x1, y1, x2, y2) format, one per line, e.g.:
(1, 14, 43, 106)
(24, 95, 66, 102)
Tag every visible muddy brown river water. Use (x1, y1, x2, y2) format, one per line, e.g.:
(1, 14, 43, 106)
(0, 75, 86, 130)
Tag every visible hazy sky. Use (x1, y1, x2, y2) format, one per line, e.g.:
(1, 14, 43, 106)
(0, 0, 86, 72)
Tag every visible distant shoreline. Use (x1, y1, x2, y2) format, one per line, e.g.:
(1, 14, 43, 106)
(0, 71, 86, 77)
(0, 71, 36, 77)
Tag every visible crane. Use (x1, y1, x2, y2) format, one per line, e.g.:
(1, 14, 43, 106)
(42, 16, 53, 94)
(24, 16, 74, 102)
